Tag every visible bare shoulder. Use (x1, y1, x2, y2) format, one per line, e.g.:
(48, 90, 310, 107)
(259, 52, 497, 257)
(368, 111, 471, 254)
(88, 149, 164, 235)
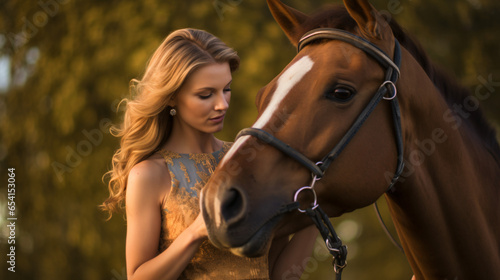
(127, 155, 170, 206)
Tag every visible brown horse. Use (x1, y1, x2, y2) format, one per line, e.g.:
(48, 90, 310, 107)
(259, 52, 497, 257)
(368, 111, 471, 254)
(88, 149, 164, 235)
(201, 0, 500, 279)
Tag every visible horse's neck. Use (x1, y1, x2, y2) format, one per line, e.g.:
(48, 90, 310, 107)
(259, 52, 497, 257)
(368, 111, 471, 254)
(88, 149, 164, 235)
(386, 49, 500, 279)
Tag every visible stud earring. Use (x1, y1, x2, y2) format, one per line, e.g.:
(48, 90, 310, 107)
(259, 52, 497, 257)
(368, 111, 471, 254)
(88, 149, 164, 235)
(170, 108, 177, 116)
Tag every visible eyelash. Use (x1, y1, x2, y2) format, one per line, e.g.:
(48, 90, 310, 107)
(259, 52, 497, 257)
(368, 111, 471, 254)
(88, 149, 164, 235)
(199, 88, 231, 99)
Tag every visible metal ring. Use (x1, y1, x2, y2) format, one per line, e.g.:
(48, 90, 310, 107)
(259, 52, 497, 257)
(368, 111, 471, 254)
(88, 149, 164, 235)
(293, 186, 318, 213)
(380, 81, 397, 100)
(333, 262, 347, 274)
(314, 162, 323, 181)
(311, 161, 324, 180)
(325, 238, 340, 252)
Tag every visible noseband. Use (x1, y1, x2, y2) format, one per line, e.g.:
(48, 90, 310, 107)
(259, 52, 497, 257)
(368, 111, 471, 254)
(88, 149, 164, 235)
(236, 28, 404, 279)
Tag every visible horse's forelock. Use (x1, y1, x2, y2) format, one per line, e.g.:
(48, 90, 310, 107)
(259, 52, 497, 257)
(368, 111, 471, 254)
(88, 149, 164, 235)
(299, 5, 358, 37)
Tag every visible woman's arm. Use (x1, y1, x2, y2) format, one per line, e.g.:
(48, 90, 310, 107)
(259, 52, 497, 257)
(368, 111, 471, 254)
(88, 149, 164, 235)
(268, 225, 319, 280)
(125, 160, 207, 280)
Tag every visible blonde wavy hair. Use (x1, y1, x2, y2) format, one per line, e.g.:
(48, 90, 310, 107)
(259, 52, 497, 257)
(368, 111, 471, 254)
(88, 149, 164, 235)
(101, 28, 240, 218)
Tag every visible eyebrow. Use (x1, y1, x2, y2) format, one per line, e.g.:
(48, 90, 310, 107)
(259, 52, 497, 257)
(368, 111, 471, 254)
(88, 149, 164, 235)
(194, 80, 233, 92)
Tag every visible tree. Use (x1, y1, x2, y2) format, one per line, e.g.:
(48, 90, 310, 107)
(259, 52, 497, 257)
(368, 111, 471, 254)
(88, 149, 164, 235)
(0, 1, 497, 279)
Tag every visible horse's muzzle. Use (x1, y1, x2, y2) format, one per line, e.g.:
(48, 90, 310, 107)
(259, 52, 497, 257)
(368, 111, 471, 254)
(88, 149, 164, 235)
(201, 182, 283, 257)
(201, 184, 250, 247)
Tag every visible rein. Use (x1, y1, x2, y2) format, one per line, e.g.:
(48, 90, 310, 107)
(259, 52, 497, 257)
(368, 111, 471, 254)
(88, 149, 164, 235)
(236, 28, 404, 279)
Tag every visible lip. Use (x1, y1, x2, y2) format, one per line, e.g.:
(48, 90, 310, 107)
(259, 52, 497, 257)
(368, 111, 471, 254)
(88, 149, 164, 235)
(227, 214, 281, 257)
(204, 205, 283, 258)
(209, 114, 225, 123)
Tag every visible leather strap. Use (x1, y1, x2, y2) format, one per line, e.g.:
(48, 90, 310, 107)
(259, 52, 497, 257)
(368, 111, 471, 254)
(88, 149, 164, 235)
(237, 128, 324, 177)
(237, 34, 404, 190)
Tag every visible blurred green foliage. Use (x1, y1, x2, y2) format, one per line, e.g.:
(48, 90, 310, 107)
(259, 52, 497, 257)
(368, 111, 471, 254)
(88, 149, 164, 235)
(0, 0, 498, 279)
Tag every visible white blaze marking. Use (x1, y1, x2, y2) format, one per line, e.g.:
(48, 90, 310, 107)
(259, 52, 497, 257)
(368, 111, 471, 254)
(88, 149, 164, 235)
(253, 55, 314, 128)
(220, 135, 251, 167)
(214, 193, 222, 227)
(220, 56, 314, 166)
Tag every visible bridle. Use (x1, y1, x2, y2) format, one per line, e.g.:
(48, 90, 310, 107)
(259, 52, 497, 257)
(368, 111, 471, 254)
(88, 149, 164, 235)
(236, 28, 404, 279)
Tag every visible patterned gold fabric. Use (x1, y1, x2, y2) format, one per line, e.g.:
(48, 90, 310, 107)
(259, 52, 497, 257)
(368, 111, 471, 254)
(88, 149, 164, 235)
(157, 142, 269, 279)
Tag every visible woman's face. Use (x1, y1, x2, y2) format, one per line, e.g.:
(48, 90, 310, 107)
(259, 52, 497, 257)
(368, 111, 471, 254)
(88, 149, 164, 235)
(174, 62, 232, 134)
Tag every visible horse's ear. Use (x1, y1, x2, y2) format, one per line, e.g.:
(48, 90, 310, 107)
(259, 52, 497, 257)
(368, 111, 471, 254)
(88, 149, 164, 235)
(343, 0, 385, 39)
(267, 0, 309, 46)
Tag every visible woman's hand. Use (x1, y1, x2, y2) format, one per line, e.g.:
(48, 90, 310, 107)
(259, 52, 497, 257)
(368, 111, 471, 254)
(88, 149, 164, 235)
(187, 212, 208, 241)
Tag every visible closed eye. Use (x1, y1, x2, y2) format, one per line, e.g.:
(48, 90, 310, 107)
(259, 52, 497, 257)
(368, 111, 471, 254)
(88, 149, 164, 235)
(198, 93, 213, 100)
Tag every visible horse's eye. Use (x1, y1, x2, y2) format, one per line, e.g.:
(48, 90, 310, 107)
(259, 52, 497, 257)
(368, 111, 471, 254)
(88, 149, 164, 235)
(326, 87, 355, 103)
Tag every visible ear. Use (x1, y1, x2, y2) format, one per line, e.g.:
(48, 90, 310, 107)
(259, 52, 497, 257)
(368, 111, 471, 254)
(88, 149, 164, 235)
(267, 0, 309, 46)
(343, 0, 386, 39)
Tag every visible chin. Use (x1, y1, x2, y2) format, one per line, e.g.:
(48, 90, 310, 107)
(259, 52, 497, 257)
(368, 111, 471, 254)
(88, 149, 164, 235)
(206, 212, 282, 259)
(203, 125, 224, 135)
(228, 221, 276, 258)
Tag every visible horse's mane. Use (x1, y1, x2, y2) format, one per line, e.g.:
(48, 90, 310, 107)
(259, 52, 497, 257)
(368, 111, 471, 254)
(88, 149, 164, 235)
(299, 5, 500, 157)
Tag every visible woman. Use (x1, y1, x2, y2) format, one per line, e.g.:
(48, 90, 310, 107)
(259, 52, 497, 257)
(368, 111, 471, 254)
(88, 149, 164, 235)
(101, 28, 318, 279)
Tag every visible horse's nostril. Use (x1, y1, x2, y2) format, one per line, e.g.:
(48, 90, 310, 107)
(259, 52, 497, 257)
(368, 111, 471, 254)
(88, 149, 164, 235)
(221, 187, 246, 224)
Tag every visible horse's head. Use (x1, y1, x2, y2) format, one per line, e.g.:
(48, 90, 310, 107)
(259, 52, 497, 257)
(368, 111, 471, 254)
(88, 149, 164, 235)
(201, 0, 402, 257)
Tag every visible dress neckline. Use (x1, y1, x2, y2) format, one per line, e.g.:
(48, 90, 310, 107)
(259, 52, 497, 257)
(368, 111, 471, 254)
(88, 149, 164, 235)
(158, 141, 230, 157)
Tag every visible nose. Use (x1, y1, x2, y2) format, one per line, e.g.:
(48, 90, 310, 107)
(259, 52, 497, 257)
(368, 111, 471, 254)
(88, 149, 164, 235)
(214, 91, 229, 111)
(220, 186, 247, 226)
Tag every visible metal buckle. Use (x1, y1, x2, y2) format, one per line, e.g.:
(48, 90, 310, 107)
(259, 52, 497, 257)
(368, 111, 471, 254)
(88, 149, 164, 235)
(381, 80, 397, 100)
(325, 238, 340, 252)
(311, 161, 324, 180)
(333, 261, 347, 274)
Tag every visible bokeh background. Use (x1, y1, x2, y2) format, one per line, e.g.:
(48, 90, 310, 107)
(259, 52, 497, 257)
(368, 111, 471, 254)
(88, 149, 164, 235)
(1, 0, 499, 279)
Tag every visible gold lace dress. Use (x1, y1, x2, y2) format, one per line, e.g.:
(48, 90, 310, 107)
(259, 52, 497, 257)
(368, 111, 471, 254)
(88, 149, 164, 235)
(157, 142, 269, 279)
